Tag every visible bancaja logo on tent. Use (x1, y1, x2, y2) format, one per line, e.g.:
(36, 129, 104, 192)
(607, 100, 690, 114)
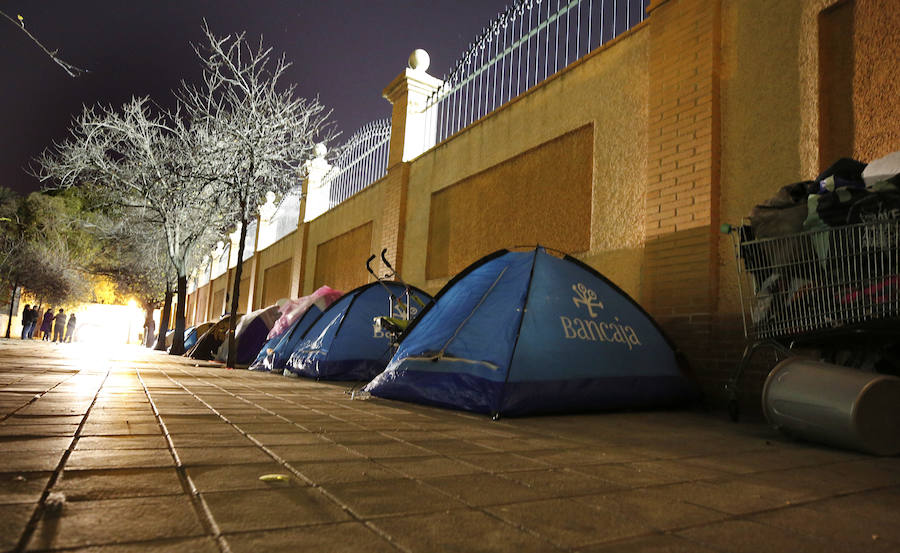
(561, 282, 643, 350)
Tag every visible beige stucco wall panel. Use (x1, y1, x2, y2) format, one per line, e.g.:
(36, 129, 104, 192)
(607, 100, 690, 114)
(405, 27, 649, 294)
(303, 179, 386, 294)
(718, 0, 809, 313)
(253, 231, 296, 304)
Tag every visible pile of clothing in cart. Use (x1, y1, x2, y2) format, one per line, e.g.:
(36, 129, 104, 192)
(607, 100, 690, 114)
(748, 151, 900, 239)
(741, 150, 900, 339)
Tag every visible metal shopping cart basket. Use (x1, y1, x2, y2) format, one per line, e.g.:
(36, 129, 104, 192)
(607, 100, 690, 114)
(721, 217, 900, 420)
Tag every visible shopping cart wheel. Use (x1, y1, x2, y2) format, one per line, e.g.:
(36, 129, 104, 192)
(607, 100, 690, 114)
(727, 399, 740, 422)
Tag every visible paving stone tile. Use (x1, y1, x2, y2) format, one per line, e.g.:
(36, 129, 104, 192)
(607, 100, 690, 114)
(378, 455, 487, 479)
(487, 498, 654, 549)
(303, 420, 369, 433)
(80, 423, 162, 436)
(225, 521, 397, 553)
(231, 421, 301, 434)
(0, 471, 51, 504)
(576, 460, 730, 488)
(323, 477, 465, 518)
(373, 509, 556, 553)
(405, 438, 495, 456)
(752, 505, 900, 551)
(520, 448, 642, 467)
(504, 468, 624, 497)
(0, 450, 65, 472)
(61, 536, 221, 552)
(452, 450, 551, 473)
(647, 477, 800, 515)
(268, 443, 362, 463)
(578, 533, 722, 553)
(0, 423, 79, 436)
(0, 436, 72, 455)
(249, 432, 326, 446)
(26, 495, 205, 550)
(175, 446, 272, 466)
(344, 441, 433, 459)
(0, 502, 34, 551)
(55, 468, 183, 500)
(573, 488, 729, 531)
(797, 488, 900, 543)
(678, 445, 863, 475)
(470, 436, 582, 452)
(422, 472, 548, 506)
(168, 433, 250, 448)
(66, 448, 174, 470)
(8, 415, 86, 425)
(202, 488, 351, 532)
(185, 463, 305, 492)
(677, 519, 857, 553)
(293, 459, 400, 485)
(152, 422, 235, 435)
(313, 430, 394, 445)
(75, 436, 168, 450)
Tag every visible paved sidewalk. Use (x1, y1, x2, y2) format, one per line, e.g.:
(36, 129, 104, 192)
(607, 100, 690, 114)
(0, 339, 898, 552)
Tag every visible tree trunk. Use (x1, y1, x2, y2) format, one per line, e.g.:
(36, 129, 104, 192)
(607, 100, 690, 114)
(226, 216, 249, 368)
(5, 282, 18, 339)
(169, 274, 188, 355)
(154, 283, 173, 351)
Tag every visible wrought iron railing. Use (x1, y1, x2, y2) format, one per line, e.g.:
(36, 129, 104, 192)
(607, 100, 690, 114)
(424, 0, 649, 144)
(325, 119, 392, 208)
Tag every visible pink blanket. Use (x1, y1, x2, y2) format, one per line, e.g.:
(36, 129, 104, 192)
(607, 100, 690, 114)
(266, 286, 343, 340)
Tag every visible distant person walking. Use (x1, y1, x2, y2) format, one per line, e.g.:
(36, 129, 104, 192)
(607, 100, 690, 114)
(21, 305, 35, 339)
(65, 313, 77, 343)
(40, 309, 53, 341)
(53, 309, 67, 342)
(143, 315, 155, 348)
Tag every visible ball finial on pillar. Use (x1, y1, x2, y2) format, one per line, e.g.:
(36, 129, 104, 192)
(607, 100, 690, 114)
(408, 49, 430, 72)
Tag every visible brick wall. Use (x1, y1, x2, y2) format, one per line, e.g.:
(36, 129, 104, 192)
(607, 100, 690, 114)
(645, 0, 720, 239)
(643, 0, 728, 406)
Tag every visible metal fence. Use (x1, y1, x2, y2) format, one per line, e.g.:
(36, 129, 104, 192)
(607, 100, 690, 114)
(424, 0, 649, 144)
(325, 119, 392, 208)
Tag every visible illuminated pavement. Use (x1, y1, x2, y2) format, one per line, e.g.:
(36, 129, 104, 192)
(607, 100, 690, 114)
(1, 339, 898, 552)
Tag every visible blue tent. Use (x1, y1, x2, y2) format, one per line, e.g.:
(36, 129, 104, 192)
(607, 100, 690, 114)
(286, 282, 433, 381)
(364, 248, 698, 417)
(248, 303, 325, 372)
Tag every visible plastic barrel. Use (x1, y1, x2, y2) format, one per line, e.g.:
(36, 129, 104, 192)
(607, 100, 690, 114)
(762, 357, 900, 456)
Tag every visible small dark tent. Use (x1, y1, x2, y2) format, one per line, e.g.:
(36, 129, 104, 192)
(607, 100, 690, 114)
(186, 315, 235, 360)
(285, 281, 433, 381)
(183, 322, 214, 351)
(364, 248, 698, 417)
(215, 305, 281, 366)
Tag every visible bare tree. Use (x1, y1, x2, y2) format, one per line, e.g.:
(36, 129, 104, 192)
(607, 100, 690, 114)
(34, 97, 227, 354)
(180, 24, 335, 367)
(1, 10, 87, 77)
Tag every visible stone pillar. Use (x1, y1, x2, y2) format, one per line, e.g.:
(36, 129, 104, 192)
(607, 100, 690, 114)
(303, 144, 332, 222)
(383, 49, 444, 167)
(379, 51, 443, 274)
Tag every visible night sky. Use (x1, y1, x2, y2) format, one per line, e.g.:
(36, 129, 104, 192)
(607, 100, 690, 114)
(1, 1, 510, 195)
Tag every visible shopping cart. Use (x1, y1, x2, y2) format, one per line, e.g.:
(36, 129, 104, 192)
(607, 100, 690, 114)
(722, 218, 900, 420)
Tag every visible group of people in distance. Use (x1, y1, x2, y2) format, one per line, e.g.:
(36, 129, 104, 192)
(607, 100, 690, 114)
(20, 305, 76, 343)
